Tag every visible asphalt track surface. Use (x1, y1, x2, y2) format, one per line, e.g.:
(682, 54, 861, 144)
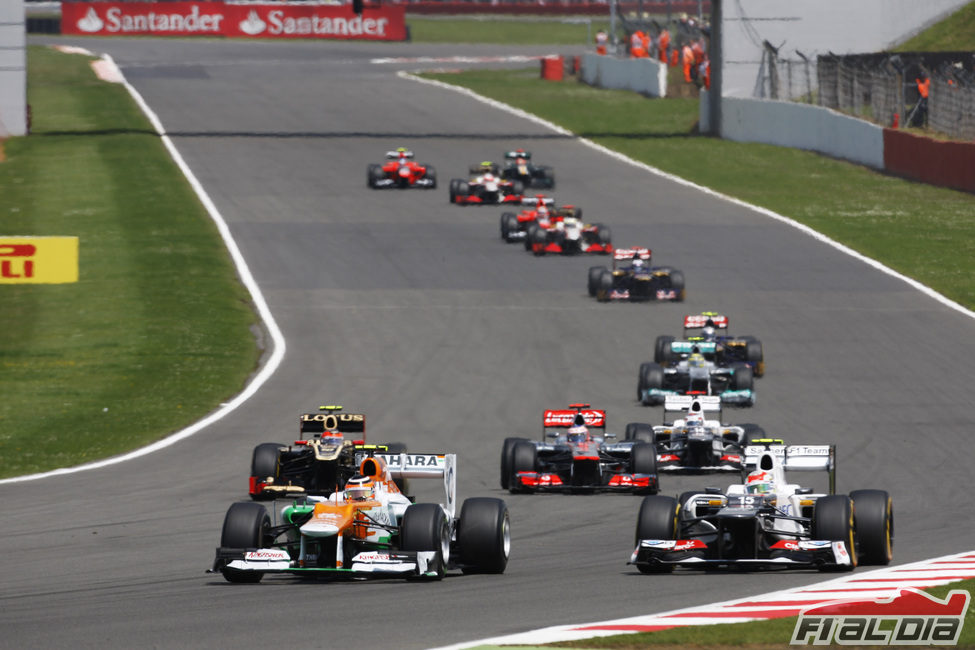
(7, 37, 975, 649)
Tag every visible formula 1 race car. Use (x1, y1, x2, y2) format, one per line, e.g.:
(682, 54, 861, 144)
(637, 344, 756, 406)
(213, 451, 510, 582)
(499, 195, 558, 243)
(500, 149, 555, 189)
(500, 403, 658, 494)
(629, 395, 768, 472)
(367, 148, 437, 189)
(248, 406, 405, 500)
(654, 312, 765, 377)
(525, 206, 611, 256)
(629, 443, 894, 573)
(588, 248, 684, 302)
(449, 162, 524, 205)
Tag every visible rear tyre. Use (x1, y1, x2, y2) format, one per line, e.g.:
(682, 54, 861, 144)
(458, 498, 511, 574)
(635, 496, 678, 573)
(813, 495, 858, 571)
(624, 422, 654, 443)
(250, 443, 283, 501)
(668, 270, 685, 302)
(595, 223, 612, 248)
(220, 502, 271, 583)
(850, 490, 893, 565)
(630, 443, 658, 494)
(741, 423, 768, 445)
(745, 338, 764, 376)
(401, 503, 449, 580)
(424, 165, 437, 189)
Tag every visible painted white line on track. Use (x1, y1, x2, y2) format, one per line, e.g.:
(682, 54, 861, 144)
(400, 70, 975, 324)
(0, 53, 287, 485)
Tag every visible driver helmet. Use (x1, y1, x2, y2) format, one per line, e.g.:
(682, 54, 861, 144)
(701, 325, 716, 341)
(344, 475, 376, 501)
(688, 352, 706, 368)
(745, 470, 774, 495)
(631, 254, 645, 270)
(567, 424, 587, 444)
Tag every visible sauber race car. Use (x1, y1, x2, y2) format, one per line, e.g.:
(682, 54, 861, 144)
(367, 148, 437, 189)
(630, 396, 768, 472)
(629, 443, 893, 573)
(500, 403, 658, 494)
(654, 312, 765, 377)
(449, 162, 524, 205)
(500, 149, 555, 189)
(637, 343, 755, 407)
(248, 406, 405, 500)
(213, 451, 510, 582)
(588, 248, 685, 302)
(525, 206, 611, 256)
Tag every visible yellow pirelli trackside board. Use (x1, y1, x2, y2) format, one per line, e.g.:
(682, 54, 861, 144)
(0, 237, 79, 284)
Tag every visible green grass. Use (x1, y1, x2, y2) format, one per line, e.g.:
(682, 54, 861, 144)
(406, 16, 609, 45)
(895, 1, 975, 51)
(419, 68, 975, 310)
(0, 46, 260, 477)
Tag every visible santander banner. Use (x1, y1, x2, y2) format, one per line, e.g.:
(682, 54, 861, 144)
(61, 2, 407, 41)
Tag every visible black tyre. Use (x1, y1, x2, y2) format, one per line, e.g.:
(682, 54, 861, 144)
(401, 503, 449, 580)
(448, 178, 460, 203)
(511, 180, 525, 196)
(595, 268, 613, 302)
(367, 163, 384, 188)
(741, 423, 768, 445)
(629, 443, 658, 494)
(640, 362, 665, 405)
(220, 502, 271, 583)
(588, 265, 608, 297)
(510, 442, 537, 493)
(500, 437, 528, 489)
(635, 496, 678, 573)
(595, 223, 612, 248)
(668, 270, 685, 302)
(525, 224, 539, 251)
(654, 335, 676, 364)
(424, 165, 437, 189)
(850, 490, 893, 566)
(458, 498, 511, 574)
(624, 422, 654, 443)
(745, 338, 764, 377)
(500, 212, 519, 242)
(250, 443, 282, 501)
(731, 363, 754, 392)
(813, 495, 858, 571)
(530, 224, 548, 256)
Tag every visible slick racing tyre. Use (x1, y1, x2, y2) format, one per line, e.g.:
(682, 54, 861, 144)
(629, 443, 658, 494)
(624, 422, 655, 443)
(424, 165, 437, 189)
(509, 442, 538, 493)
(639, 363, 665, 405)
(654, 335, 676, 365)
(741, 423, 768, 445)
(850, 490, 893, 565)
(401, 503, 450, 580)
(530, 224, 548, 256)
(813, 495, 858, 571)
(668, 270, 685, 302)
(525, 224, 539, 251)
(635, 496, 678, 573)
(458, 498, 511, 574)
(743, 336, 765, 376)
(588, 265, 608, 297)
(595, 268, 613, 302)
(500, 212, 519, 242)
(367, 163, 384, 188)
(730, 363, 754, 392)
(220, 502, 271, 583)
(249, 443, 283, 501)
(500, 437, 529, 489)
(594, 223, 612, 249)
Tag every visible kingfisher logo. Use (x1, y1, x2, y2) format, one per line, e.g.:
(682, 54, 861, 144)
(791, 588, 970, 645)
(0, 237, 78, 284)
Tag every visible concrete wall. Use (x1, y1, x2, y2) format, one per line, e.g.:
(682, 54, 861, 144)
(0, 1, 27, 136)
(580, 53, 667, 98)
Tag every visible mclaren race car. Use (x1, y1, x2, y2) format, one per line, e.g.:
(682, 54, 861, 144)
(248, 406, 405, 500)
(214, 451, 510, 582)
(588, 248, 684, 302)
(500, 148, 555, 189)
(500, 403, 658, 494)
(367, 148, 437, 189)
(629, 443, 893, 572)
(449, 161, 524, 205)
(654, 312, 765, 377)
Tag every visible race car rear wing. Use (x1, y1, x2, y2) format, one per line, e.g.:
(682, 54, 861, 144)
(684, 313, 728, 330)
(543, 407, 607, 430)
(299, 411, 366, 437)
(663, 395, 722, 421)
(521, 195, 554, 207)
(743, 443, 836, 494)
(354, 452, 457, 518)
(613, 247, 651, 262)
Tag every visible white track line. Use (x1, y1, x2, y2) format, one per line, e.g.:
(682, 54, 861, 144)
(0, 53, 287, 485)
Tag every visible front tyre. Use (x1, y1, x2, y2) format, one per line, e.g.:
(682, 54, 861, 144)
(220, 502, 271, 583)
(634, 495, 678, 573)
(813, 495, 858, 571)
(401, 503, 449, 580)
(458, 498, 511, 574)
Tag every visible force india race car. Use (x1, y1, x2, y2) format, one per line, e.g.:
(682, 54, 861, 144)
(248, 406, 406, 500)
(629, 443, 894, 572)
(654, 312, 765, 378)
(629, 395, 768, 472)
(213, 451, 510, 582)
(500, 404, 659, 494)
(637, 342, 755, 407)
(367, 148, 437, 189)
(449, 162, 524, 205)
(500, 148, 555, 189)
(588, 248, 685, 302)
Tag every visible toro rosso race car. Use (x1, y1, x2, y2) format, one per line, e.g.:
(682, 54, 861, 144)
(637, 343, 755, 407)
(654, 312, 765, 378)
(629, 443, 894, 572)
(213, 451, 510, 582)
(500, 403, 658, 494)
(367, 148, 437, 189)
(588, 248, 685, 302)
(248, 406, 405, 500)
(500, 149, 555, 189)
(449, 162, 524, 205)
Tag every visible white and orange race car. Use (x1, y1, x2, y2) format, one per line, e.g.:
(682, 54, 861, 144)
(214, 451, 510, 582)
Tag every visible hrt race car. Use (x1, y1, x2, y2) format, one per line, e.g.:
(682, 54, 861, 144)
(213, 451, 510, 582)
(499, 194, 557, 243)
(525, 206, 611, 256)
(449, 162, 524, 205)
(629, 443, 893, 573)
(500, 149, 555, 189)
(500, 403, 658, 494)
(654, 312, 765, 377)
(588, 248, 685, 302)
(367, 148, 437, 189)
(248, 406, 405, 500)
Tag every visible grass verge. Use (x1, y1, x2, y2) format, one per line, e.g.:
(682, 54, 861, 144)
(419, 68, 975, 309)
(0, 46, 260, 478)
(895, 1, 975, 51)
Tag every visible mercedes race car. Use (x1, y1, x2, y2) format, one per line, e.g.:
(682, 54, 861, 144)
(214, 451, 510, 582)
(588, 248, 685, 302)
(637, 344, 755, 407)
(629, 443, 893, 572)
(500, 403, 658, 494)
(500, 149, 555, 189)
(449, 162, 524, 205)
(367, 148, 437, 189)
(248, 406, 405, 500)
(628, 395, 768, 472)
(654, 312, 765, 377)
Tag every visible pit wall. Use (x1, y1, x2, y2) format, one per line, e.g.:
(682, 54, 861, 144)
(580, 53, 667, 98)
